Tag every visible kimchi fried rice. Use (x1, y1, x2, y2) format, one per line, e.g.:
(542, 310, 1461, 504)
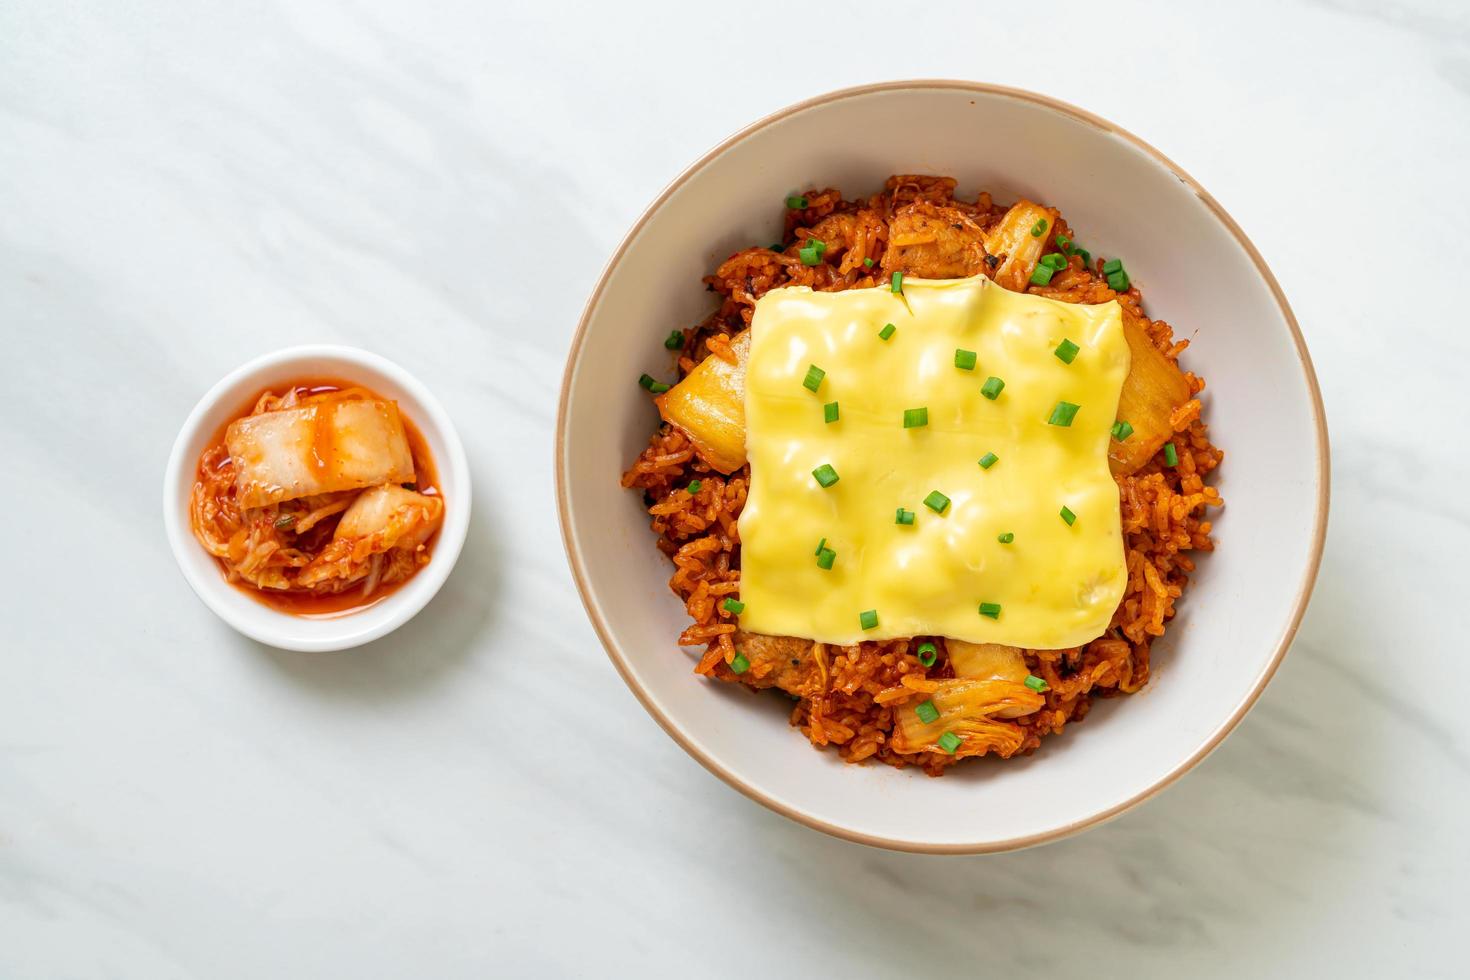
(621, 175, 1222, 775)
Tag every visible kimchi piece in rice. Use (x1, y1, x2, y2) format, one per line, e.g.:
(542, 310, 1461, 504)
(190, 382, 445, 615)
(622, 175, 1223, 775)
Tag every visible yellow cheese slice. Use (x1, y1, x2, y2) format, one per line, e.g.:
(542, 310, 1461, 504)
(738, 275, 1129, 649)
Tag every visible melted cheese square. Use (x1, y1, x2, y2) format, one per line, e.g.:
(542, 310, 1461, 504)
(738, 275, 1130, 649)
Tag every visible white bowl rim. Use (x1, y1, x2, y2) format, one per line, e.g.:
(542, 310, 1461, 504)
(163, 344, 472, 652)
(556, 80, 1330, 853)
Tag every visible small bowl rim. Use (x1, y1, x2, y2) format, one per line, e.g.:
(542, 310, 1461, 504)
(163, 343, 471, 652)
(556, 80, 1330, 853)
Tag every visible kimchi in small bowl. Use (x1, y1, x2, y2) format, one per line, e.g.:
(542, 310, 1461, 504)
(164, 346, 470, 651)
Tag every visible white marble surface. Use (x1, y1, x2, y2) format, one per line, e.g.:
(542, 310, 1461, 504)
(2, 0, 1466, 975)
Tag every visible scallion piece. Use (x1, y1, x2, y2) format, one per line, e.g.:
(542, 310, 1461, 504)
(981, 376, 1005, 400)
(916, 642, 938, 667)
(1056, 233, 1072, 253)
(903, 407, 928, 428)
(799, 239, 827, 266)
(1040, 253, 1067, 270)
(1102, 257, 1124, 275)
(1060, 505, 1077, 526)
(878, 323, 896, 341)
(954, 348, 977, 371)
(915, 700, 940, 724)
(824, 401, 839, 424)
(1030, 264, 1056, 286)
(686, 480, 702, 494)
(937, 731, 962, 754)
(978, 452, 999, 469)
(1054, 338, 1080, 363)
(638, 373, 671, 394)
(895, 507, 915, 526)
(997, 532, 1014, 544)
(978, 601, 1002, 619)
(664, 330, 684, 349)
(814, 537, 827, 556)
(863, 257, 875, 268)
(802, 364, 826, 392)
(786, 195, 808, 209)
(1164, 442, 1180, 467)
(812, 463, 839, 488)
(1024, 674, 1048, 692)
(923, 490, 950, 514)
(891, 271, 903, 294)
(816, 547, 836, 570)
(1030, 218, 1048, 238)
(1047, 401, 1080, 427)
(1075, 247, 1092, 265)
(730, 651, 750, 674)
(274, 515, 296, 529)
(1112, 420, 1134, 442)
(769, 242, 785, 251)
(859, 609, 879, 631)
(1107, 269, 1130, 292)
(721, 598, 745, 615)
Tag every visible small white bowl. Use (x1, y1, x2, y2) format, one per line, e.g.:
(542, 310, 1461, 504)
(559, 82, 1329, 852)
(163, 345, 471, 652)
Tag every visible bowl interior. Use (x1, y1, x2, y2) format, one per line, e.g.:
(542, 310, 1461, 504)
(560, 84, 1325, 850)
(165, 347, 469, 652)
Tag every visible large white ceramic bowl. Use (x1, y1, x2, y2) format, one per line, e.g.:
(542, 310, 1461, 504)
(557, 82, 1328, 852)
(164, 345, 471, 652)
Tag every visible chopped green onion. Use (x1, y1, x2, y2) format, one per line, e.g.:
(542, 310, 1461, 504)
(1107, 269, 1130, 292)
(816, 547, 836, 570)
(802, 364, 826, 392)
(1060, 505, 1077, 526)
(859, 609, 879, 631)
(954, 348, 977, 371)
(1112, 420, 1134, 442)
(997, 532, 1014, 544)
(895, 507, 916, 526)
(1056, 233, 1072, 253)
(786, 195, 808, 209)
(799, 239, 827, 266)
(812, 463, 839, 488)
(721, 598, 745, 615)
(916, 642, 938, 667)
(769, 242, 786, 251)
(1025, 674, 1048, 692)
(915, 700, 940, 724)
(978, 601, 1002, 619)
(863, 257, 875, 268)
(730, 651, 750, 674)
(878, 323, 896, 341)
(1048, 401, 1080, 427)
(903, 407, 928, 428)
(823, 401, 839, 424)
(981, 376, 1005, 400)
(814, 537, 827, 556)
(1164, 442, 1180, 467)
(664, 330, 684, 349)
(638, 373, 671, 394)
(923, 490, 950, 514)
(1102, 257, 1124, 275)
(1030, 264, 1056, 286)
(1075, 247, 1092, 265)
(274, 515, 297, 529)
(1030, 218, 1048, 238)
(891, 271, 903, 294)
(978, 452, 999, 469)
(1054, 338, 1080, 363)
(1040, 253, 1067, 270)
(937, 731, 962, 754)
(686, 480, 702, 494)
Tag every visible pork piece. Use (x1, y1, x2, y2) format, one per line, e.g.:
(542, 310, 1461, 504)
(732, 630, 824, 699)
(226, 398, 415, 508)
(882, 202, 990, 279)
